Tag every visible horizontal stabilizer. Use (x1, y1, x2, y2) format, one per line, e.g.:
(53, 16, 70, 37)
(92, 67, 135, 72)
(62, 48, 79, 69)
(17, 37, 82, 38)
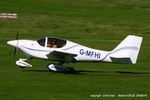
(110, 57, 132, 64)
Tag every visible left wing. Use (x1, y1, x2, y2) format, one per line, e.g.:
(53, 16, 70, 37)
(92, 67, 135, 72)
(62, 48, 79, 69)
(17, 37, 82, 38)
(46, 50, 77, 62)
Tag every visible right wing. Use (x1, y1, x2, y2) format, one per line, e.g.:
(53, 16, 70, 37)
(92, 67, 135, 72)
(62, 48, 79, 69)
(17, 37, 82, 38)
(47, 50, 77, 62)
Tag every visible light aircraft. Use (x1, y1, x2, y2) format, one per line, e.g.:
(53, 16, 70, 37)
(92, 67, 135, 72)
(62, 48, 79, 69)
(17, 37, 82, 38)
(7, 35, 143, 72)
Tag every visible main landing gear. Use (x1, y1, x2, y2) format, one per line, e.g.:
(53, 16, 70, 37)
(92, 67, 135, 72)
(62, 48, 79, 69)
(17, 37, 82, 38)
(46, 63, 75, 72)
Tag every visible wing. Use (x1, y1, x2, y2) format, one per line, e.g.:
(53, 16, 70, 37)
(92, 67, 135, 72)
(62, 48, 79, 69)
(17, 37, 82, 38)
(46, 50, 77, 62)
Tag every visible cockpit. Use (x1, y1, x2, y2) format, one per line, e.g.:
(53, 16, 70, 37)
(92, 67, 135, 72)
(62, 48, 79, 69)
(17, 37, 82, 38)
(37, 37, 66, 48)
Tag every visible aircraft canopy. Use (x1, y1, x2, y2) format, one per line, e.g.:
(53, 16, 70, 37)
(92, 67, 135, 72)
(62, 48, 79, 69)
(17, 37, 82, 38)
(37, 37, 66, 48)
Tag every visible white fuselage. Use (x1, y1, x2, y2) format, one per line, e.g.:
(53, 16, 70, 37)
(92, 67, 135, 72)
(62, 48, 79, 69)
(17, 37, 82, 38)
(8, 39, 111, 63)
(7, 35, 143, 64)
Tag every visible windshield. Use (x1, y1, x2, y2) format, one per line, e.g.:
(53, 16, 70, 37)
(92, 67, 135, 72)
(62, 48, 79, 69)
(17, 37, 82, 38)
(37, 38, 45, 47)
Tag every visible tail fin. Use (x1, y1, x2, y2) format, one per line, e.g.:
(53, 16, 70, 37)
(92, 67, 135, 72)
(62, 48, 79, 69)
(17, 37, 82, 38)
(110, 35, 143, 64)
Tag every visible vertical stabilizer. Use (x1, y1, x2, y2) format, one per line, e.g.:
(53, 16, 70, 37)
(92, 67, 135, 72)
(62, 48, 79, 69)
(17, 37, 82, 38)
(110, 35, 143, 64)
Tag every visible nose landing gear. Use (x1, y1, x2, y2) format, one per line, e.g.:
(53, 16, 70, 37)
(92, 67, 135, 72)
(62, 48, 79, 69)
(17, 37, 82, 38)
(16, 58, 32, 68)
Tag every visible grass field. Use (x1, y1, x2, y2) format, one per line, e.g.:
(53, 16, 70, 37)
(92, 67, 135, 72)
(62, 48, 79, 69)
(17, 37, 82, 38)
(0, 0, 150, 100)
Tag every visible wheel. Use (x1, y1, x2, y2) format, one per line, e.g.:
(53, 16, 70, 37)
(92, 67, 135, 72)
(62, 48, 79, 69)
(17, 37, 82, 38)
(46, 63, 74, 72)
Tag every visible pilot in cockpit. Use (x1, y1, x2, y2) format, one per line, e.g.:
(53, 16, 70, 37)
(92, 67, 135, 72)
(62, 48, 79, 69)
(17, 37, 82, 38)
(47, 40, 57, 48)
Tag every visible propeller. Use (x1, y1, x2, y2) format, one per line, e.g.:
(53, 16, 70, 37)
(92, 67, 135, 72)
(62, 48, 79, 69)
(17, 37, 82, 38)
(13, 32, 19, 60)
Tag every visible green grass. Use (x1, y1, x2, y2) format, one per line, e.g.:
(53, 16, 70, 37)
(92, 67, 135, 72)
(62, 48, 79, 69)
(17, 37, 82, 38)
(0, 0, 150, 100)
